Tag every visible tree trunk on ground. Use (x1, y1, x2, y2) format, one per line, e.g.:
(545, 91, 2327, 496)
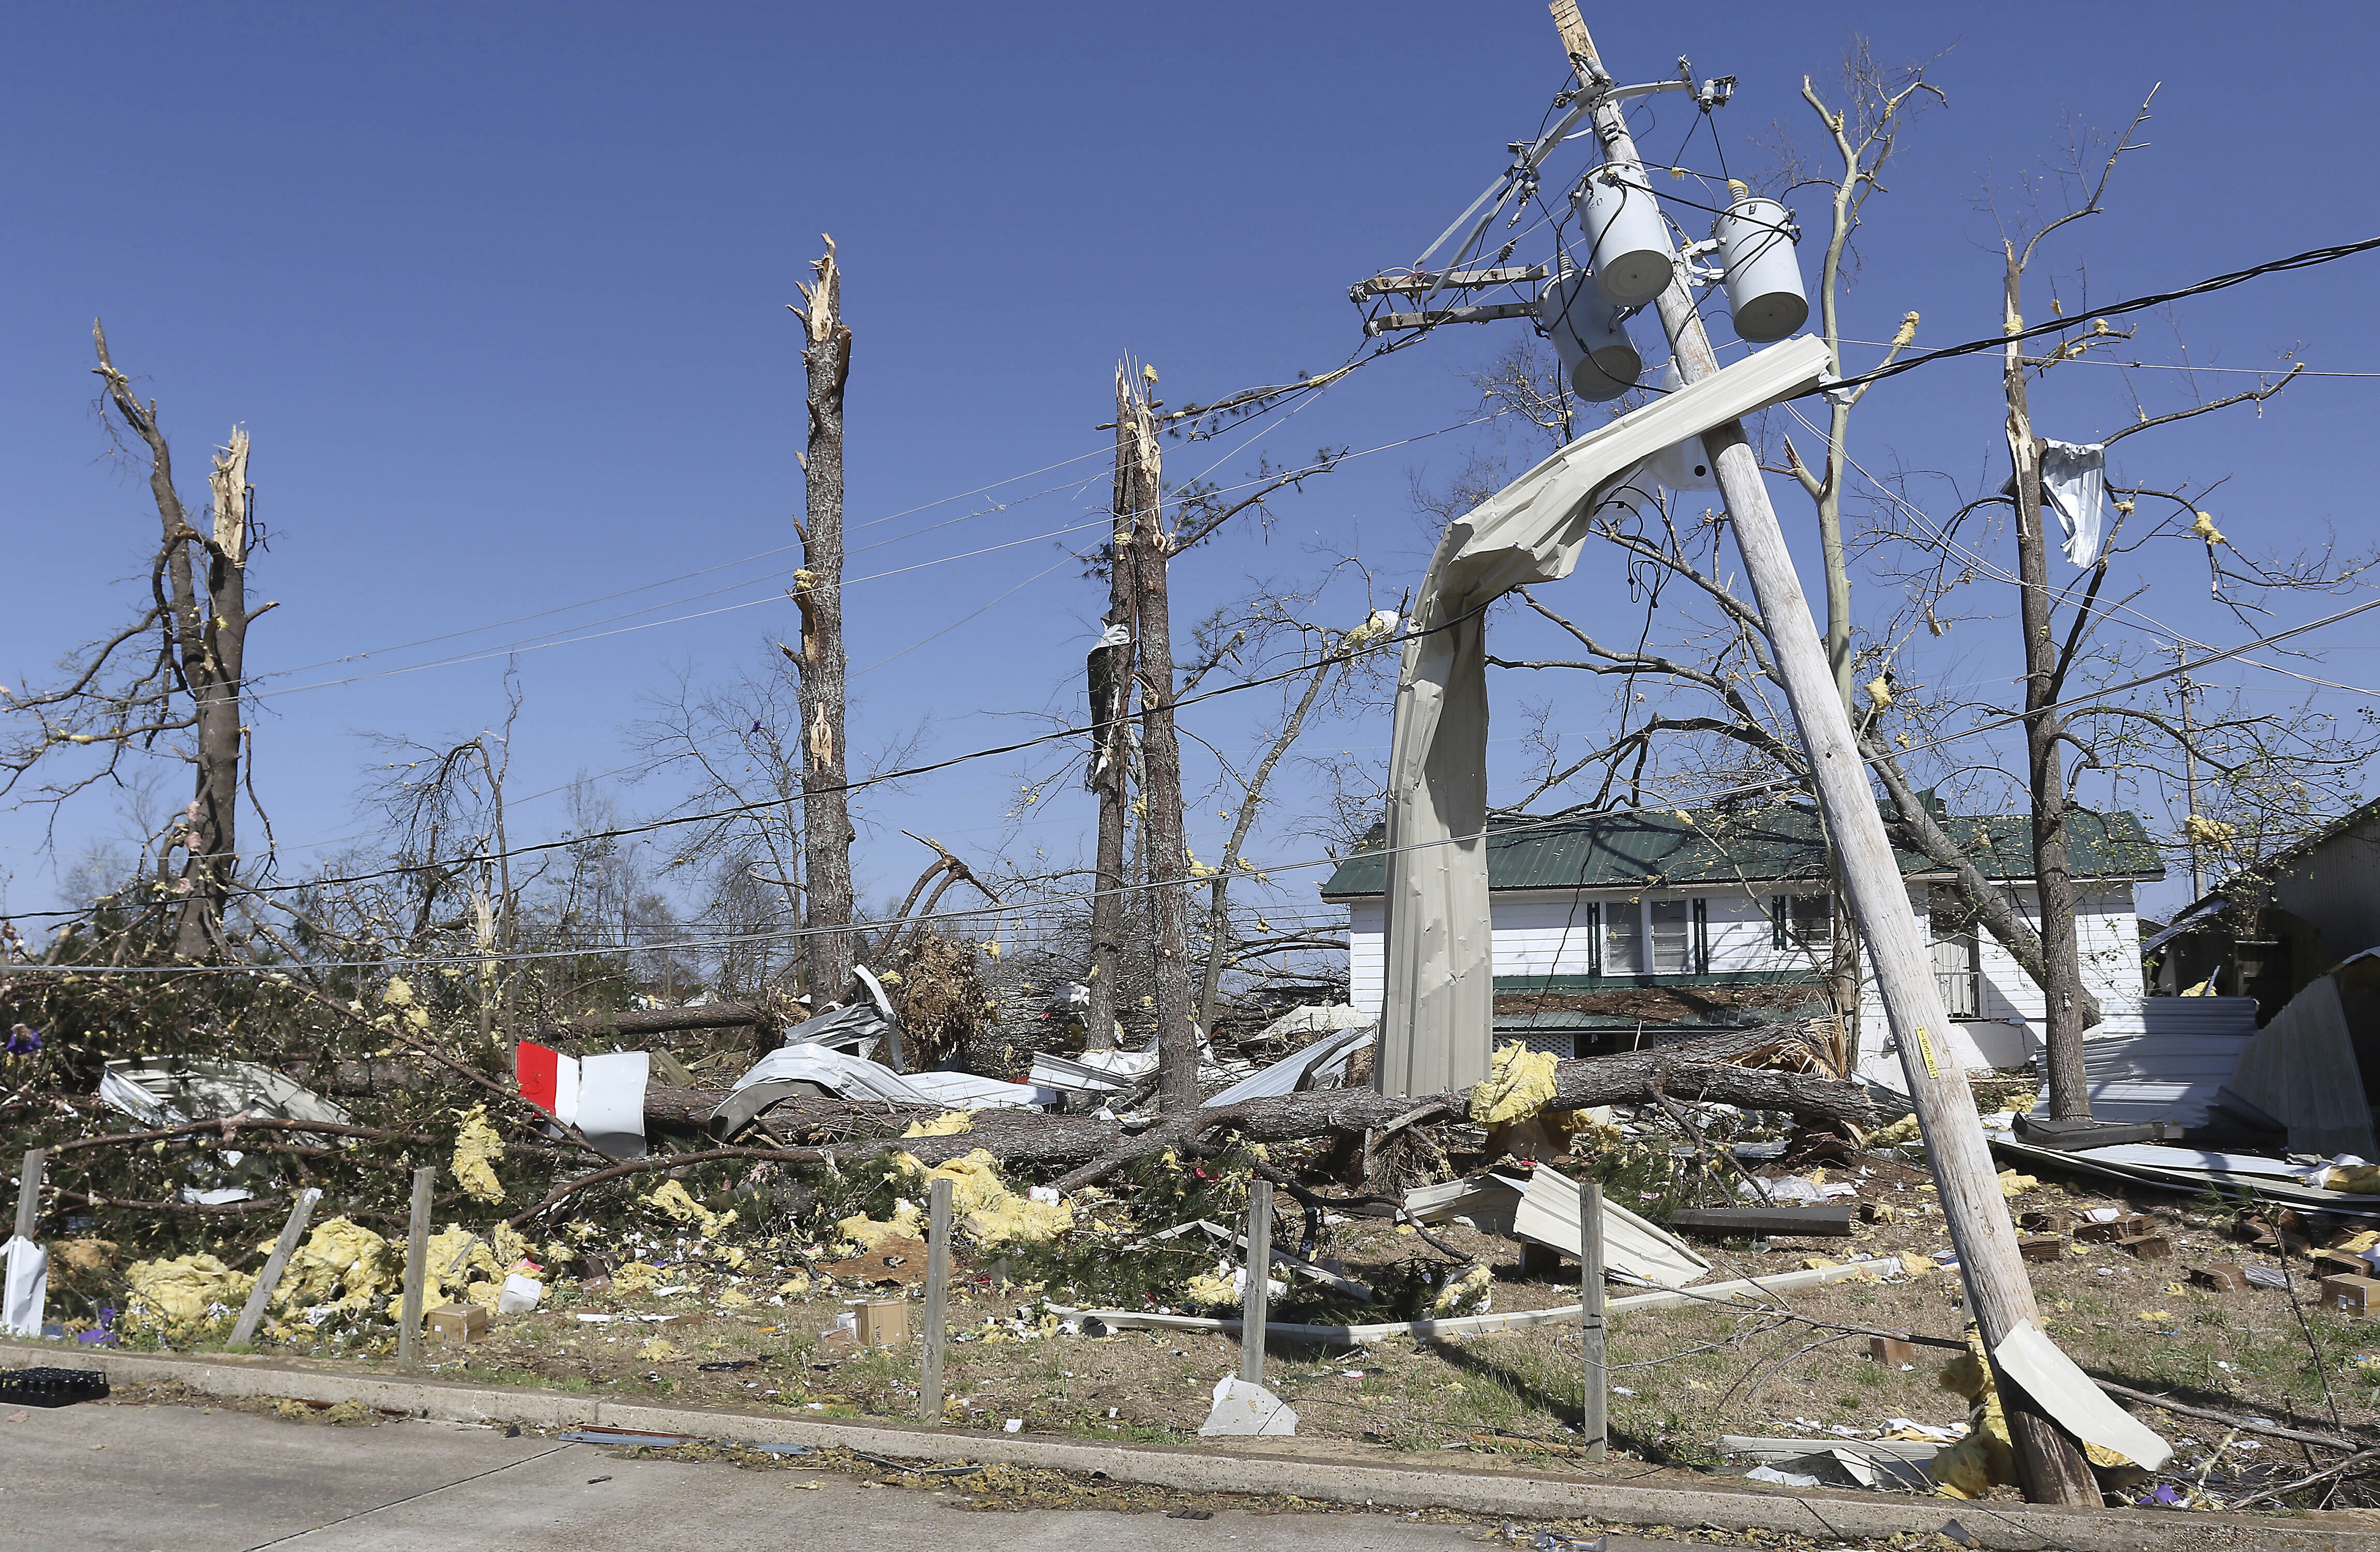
(539, 1003, 770, 1039)
(641, 1021, 1877, 1150)
(1084, 366, 1142, 1053)
(2002, 257, 2092, 1121)
(1119, 370, 1198, 1110)
(791, 237, 857, 1000)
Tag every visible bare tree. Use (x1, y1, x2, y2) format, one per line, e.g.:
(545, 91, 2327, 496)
(1187, 588, 1395, 1029)
(1971, 93, 2318, 1117)
(787, 236, 857, 1000)
(2, 325, 274, 961)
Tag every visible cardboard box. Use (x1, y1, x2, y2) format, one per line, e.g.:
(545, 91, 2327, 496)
(2188, 1265, 2251, 1293)
(855, 1299, 910, 1347)
(2120, 1235, 2173, 1262)
(1867, 1336, 1915, 1365)
(2318, 1274, 2380, 1317)
(2019, 1210, 2072, 1234)
(427, 1303, 487, 1344)
(2017, 1235, 2065, 1263)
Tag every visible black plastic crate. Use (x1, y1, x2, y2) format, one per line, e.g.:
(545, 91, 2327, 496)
(0, 1367, 110, 1407)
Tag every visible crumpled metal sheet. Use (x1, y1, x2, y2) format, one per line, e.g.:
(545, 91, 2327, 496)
(1375, 336, 1832, 1095)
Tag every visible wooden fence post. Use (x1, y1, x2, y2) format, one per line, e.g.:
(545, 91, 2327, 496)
(920, 1177, 952, 1423)
(231, 1188, 322, 1347)
(1238, 1179, 1273, 1383)
(1579, 1177, 1608, 1459)
(397, 1167, 435, 1367)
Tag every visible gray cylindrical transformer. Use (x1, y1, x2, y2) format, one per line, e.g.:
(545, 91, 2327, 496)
(1713, 195, 1808, 344)
(1578, 165, 1674, 307)
(1537, 270, 1641, 402)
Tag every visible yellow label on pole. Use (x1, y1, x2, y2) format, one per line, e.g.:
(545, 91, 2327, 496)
(1913, 1024, 1939, 1080)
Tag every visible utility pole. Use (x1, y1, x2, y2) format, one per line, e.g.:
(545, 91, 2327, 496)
(788, 236, 858, 1002)
(1550, 1, 2098, 1505)
(1083, 365, 1143, 1054)
(1117, 367, 1199, 1110)
(2174, 643, 2206, 900)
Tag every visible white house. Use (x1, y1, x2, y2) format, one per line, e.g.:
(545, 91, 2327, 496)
(1317, 797, 2163, 1091)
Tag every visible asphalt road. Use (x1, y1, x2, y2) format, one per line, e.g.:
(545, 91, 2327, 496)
(0, 1398, 1625, 1551)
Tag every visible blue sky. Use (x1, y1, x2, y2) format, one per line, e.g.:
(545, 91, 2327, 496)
(7, 1, 2377, 936)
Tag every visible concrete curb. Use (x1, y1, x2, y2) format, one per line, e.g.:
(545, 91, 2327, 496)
(5, 1339, 2371, 1551)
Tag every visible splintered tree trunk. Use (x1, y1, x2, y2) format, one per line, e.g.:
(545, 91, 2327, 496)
(92, 325, 259, 962)
(2002, 263, 2091, 1121)
(179, 430, 253, 959)
(1084, 367, 1142, 1053)
(1120, 374, 1198, 1110)
(791, 236, 857, 1000)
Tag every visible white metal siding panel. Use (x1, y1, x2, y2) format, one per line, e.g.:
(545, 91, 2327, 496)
(1348, 902, 1385, 1014)
(1701, 890, 1775, 973)
(1487, 894, 1606, 980)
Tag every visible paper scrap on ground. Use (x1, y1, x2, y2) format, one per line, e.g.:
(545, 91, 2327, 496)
(1198, 1374, 1298, 1436)
(1993, 1317, 2172, 1471)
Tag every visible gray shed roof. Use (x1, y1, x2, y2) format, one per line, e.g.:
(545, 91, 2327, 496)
(1317, 801, 2163, 899)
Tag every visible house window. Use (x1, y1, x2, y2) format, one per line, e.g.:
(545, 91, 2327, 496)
(1771, 894, 1831, 954)
(1607, 898, 1708, 975)
(1605, 901, 1642, 975)
(1650, 899, 1692, 974)
(1929, 886, 1983, 1019)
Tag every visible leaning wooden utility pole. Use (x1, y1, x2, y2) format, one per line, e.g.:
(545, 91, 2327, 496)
(1118, 367, 1199, 1109)
(788, 236, 859, 1000)
(1082, 366, 1144, 1054)
(1552, 1, 2097, 1505)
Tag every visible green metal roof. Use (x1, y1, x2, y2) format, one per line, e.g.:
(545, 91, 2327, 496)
(1316, 801, 2164, 899)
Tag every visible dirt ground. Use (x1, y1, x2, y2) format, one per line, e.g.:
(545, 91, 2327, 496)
(171, 1143, 2380, 1510)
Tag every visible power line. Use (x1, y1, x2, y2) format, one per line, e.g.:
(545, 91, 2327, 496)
(9, 606, 1447, 916)
(1809, 234, 2380, 399)
(18, 592, 2380, 961)
(1835, 340, 2372, 379)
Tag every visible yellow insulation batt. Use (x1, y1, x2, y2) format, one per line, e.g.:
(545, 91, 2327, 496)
(901, 1111, 974, 1138)
(452, 1106, 506, 1204)
(835, 1198, 924, 1253)
(267, 1217, 393, 1321)
(1469, 1041, 1557, 1125)
(121, 1254, 253, 1336)
(609, 1260, 668, 1295)
(1930, 1334, 2014, 1500)
(643, 1178, 735, 1238)
(1429, 1263, 1493, 1316)
(383, 1222, 533, 1319)
(895, 1150, 1072, 1246)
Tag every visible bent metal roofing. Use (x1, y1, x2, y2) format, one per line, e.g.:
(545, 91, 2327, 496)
(1317, 801, 2163, 899)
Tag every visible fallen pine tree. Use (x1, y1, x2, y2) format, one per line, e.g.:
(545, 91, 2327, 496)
(628, 1021, 1875, 1192)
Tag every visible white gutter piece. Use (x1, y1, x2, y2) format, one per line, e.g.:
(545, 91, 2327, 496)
(1058, 1257, 1894, 1345)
